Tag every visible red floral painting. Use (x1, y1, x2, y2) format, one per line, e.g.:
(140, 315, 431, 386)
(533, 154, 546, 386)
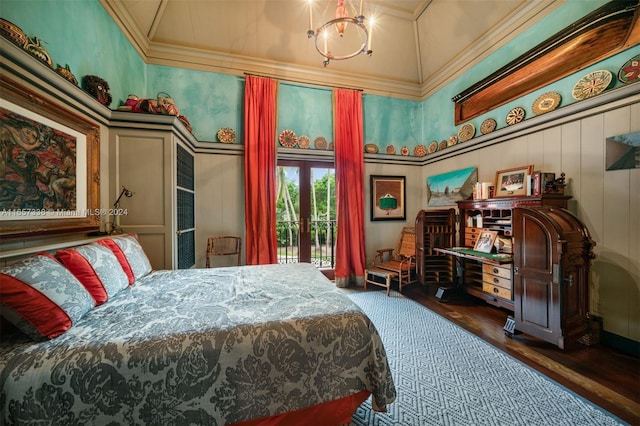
(0, 107, 77, 211)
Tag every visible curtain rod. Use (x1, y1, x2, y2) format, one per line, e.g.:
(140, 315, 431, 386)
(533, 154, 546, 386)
(242, 72, 364, 92)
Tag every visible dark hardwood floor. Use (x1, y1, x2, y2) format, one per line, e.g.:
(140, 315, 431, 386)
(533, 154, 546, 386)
(399, 284, 640, 425)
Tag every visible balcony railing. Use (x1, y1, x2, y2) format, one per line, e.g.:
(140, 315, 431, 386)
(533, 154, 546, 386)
(276, 219, 336, 268)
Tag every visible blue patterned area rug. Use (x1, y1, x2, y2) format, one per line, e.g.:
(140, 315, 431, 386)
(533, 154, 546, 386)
(344, 289, 626, 426)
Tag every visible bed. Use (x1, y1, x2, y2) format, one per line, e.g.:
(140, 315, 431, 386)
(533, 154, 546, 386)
(0, 235, 396, 425)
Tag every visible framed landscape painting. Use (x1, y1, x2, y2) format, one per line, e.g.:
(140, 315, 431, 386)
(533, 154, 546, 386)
(426, 166, 477, 207)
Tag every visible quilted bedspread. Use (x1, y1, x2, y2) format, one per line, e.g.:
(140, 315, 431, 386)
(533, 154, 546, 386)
(0, 263, 396, 425)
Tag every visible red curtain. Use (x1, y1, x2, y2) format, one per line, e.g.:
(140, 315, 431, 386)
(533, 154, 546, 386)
(333, 88, 366, 287)
(244, 75, 278, 265)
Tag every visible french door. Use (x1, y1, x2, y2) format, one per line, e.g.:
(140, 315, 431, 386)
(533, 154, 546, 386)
(276, 160, 336, 272)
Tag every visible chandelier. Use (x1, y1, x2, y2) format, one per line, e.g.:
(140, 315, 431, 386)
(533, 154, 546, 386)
(306, 0, 373, 66)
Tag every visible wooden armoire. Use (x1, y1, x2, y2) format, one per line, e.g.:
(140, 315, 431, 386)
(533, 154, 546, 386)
(512, 206, 595, 349)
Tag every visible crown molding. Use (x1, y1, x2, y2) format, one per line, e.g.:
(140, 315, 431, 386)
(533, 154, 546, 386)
(145, 42, 424, 100)
(101, 0, 561, 102)
(99, 0, 150, 59)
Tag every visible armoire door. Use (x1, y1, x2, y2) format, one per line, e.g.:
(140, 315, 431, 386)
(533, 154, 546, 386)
(512, 209, 563, 347)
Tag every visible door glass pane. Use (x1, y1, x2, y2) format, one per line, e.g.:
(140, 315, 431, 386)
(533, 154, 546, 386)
(310, 167, 336, 268)
(276, 166, 300, 264)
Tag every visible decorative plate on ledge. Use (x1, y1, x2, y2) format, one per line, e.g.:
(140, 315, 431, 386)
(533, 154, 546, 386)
(480, 118, 497, 134)
(314, 136, 327, 149)
(217, 127, 236, 143)
(532, 92, 561, 115)
(618, 54, 640, 84)
(572, 70, 612, 100)
(458, 123, 475, 142)
(427, 140, 438, 154)
(401, 146, 410, 156)
(386, 145, 396, 155)
(279, 129, 298, 147)
(506, 107, 525, 126)
(414, 144, 427, 157)
(298, 135, 310, 149)
(364, 143, 378, 154)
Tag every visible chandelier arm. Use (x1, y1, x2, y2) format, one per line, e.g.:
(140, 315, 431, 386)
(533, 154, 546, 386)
(313, 17, 369, 61)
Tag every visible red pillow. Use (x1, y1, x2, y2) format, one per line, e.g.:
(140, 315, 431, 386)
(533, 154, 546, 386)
(56, 243, 129, 305)
(0, 253, 94, 340)
(98, 238, 135, 284)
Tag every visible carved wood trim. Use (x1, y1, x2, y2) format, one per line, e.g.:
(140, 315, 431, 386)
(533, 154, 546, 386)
(453, 0, 640, 125)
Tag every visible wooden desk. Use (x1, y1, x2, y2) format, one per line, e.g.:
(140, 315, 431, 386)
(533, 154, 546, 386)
(433, 247, 514, 311)
(434, 247, 512, 265)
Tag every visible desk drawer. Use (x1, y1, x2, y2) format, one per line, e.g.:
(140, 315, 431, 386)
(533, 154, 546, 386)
(464, 229, 480, 246)
(482, 263, 511, 279)
(466, 227, 481, 235)
(483, 274, 511, 289)
(483, 283, 512, 300)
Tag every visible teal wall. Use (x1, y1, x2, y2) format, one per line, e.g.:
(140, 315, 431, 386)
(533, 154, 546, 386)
(146, 65, 244, 142)
(278, 83, 333, 150)
(364, 95, 421, 152)
(1, 0, 637, 149)
(0, 0, 145, 108)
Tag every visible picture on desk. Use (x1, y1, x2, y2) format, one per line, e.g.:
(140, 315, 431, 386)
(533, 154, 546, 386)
(474, 230, 499, 253)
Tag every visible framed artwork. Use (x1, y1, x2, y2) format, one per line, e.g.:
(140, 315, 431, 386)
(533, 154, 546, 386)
(370, 175, 405, 221)
(0, 78, 100, 240)
(494, 165, 533, 197)
(474, 229, 498, 253)
(426, 166, 477, 207)
(606, 131, 640, 170)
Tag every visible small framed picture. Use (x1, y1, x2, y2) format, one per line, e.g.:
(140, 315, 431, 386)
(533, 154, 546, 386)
(370, 175, 406, 221)
(494, 165, 533, 197)
(474, 229, 499, 253)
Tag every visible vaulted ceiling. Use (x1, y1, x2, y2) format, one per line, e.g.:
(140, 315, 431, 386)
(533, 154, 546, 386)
(101, 0, 562, 100)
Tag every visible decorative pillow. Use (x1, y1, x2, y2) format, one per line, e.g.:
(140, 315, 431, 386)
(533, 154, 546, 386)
(98, 234, 152, 283)
(57, 243, 129, 306)
(0, 253, 95, 340)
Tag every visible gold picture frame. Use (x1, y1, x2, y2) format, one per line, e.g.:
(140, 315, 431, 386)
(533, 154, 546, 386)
(473, 229, 499, 253)
(494, 165, 533, 197)
(0, 78, 100, 240)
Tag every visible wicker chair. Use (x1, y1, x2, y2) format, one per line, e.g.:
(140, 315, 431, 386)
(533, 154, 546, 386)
(366, 226, 417, 295)
(205, 236, 242, 267)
